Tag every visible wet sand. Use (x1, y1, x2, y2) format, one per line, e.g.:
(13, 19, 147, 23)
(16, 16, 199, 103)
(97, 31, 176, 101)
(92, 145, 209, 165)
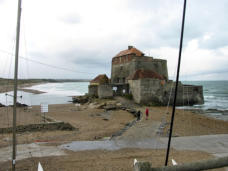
(0, 82, 46, 94)
(18, 88, 46, 94)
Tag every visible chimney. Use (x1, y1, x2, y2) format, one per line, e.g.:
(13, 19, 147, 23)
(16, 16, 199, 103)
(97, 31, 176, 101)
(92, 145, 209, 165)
(128, 45, 133, 50)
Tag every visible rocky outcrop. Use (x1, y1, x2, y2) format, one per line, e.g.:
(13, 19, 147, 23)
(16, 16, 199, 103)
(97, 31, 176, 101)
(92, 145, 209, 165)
(0, 103, 5, 107)
(9, 102, 28, 107)
(72, 95, 90, 104)
(0, 122, 77, 134)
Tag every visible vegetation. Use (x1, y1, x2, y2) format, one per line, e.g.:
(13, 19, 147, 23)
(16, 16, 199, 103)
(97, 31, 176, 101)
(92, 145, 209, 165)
(123, 93, 133, 100)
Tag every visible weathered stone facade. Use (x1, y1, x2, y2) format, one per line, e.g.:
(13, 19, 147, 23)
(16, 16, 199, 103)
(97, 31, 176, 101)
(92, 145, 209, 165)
(98, 85, 113, 98)
(88, 85, 98, 97)
(111, 56, 168, 84)
(88, 46, 204, 106)
(128, 79, 204, 105)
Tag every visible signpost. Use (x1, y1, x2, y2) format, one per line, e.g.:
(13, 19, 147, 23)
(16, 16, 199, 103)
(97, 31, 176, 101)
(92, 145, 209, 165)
(41, 103, 48, 123)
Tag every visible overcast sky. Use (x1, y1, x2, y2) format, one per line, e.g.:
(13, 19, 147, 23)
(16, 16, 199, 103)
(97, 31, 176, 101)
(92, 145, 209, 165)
(0, 0, 227, 80)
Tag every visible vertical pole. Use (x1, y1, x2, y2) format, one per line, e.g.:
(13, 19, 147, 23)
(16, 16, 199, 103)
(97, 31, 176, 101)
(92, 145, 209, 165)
(165, 0, 187, 166)
(12, 0, 22, 170)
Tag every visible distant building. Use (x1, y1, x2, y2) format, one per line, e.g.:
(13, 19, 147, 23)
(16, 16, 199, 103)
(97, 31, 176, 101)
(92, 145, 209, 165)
(88, 46, 204, 105)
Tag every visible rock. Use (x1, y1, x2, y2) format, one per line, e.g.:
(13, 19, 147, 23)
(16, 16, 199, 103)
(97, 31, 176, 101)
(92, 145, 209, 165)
(96, 102, 106, 109)
(106, 101, 116, 105)
(88, 103, 97, 109)
(103, 104, 118, 110)
(72, 95, 89, 104)
(9, 102, 28, 107)
(94, 136, 102, 140)
(0, 103, 5, 107)
(126, 108, 137, 114)
(120, 106, 127, 110)
(116, 103, 122, 106)
(17, 102, 28, 107)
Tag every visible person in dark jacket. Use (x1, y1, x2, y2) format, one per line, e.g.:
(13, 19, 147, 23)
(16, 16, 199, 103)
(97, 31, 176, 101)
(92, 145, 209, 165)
(137, 110, 141, 121)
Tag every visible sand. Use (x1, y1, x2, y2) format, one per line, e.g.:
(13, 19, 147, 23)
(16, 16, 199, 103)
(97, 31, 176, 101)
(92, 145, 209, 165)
(0, 103, 135, 147)
(18, 88, 46, 94)
(0, 98, 227, 170)
(1, 148, 226, 171)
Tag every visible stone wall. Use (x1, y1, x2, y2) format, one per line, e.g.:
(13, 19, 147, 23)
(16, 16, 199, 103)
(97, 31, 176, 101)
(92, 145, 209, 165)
(98, 84, 113, 98)
(129, 79, 204, 106)
(111, 56, 168, 84)
(111, 61, 134, 83)
(128, 80, 141, 103)
(88, 85, 98, 97)
(129, 79, 164, 104)
(138, 79, 164, 104)
(164, 81, 204, 106)
(133, 58, 168, 79)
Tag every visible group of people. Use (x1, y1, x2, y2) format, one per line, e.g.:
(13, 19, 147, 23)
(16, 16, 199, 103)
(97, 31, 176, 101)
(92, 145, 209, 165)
(136, 108, 149, 121)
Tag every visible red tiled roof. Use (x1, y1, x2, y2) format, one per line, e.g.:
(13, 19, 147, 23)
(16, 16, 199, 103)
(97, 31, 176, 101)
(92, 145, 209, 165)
(127, 69, 164, 80)
(90, 74, 109, 84)
(114, 46, 144, 57)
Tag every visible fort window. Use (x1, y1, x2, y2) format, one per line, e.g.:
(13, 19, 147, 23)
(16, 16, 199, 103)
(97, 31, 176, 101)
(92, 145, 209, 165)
(123, 77, 125, 83)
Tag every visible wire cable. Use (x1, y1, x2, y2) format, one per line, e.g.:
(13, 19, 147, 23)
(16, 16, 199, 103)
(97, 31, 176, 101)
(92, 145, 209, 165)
(0, 49, 95, 75)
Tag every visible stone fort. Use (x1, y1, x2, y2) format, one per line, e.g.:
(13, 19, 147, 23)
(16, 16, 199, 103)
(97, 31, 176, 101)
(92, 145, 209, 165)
(88, 46, 204, 106)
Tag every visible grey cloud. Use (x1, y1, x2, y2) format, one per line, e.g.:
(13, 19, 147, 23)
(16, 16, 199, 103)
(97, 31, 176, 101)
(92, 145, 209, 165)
(184, 0, 228, 49)
(57, 48, 111, 69)
(130, 0, 228, 50)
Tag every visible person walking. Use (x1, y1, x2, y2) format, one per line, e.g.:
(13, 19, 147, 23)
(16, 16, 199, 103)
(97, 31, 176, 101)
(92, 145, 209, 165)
(145, 108, 149, 120)
(137, 110, 141, 121)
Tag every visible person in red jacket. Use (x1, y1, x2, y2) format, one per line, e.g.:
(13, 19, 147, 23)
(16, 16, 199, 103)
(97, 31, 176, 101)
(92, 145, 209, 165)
(145, 108, 149, 120)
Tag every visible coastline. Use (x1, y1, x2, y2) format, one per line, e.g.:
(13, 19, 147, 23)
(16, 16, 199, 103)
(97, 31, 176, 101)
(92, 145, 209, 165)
(0, 82, 47, 94)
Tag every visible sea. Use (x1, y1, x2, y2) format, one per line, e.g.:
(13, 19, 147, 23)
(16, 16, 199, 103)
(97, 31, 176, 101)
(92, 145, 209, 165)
(0, 81, 228, 120)
(180, 81, 228, 120)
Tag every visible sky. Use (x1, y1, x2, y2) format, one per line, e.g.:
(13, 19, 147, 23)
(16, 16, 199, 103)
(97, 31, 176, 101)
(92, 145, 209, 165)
(0, 0, 227, 80)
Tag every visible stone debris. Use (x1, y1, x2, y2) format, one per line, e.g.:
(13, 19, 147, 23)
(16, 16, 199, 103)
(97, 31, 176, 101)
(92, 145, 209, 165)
(0, 122, 77, 134)
(0, 103, 5, 107)
(72, 95, 90, 104)
(9, 102, 28, 107)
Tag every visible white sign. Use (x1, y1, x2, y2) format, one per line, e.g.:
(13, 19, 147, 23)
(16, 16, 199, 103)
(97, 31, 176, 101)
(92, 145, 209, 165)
(113, 87, 117, 91)
(41, 103, 48, 113)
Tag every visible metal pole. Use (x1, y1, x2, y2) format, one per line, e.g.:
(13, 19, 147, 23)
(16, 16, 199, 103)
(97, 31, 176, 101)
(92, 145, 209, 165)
(165, 0, 187, 166)
(12, 0, 22, 170)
